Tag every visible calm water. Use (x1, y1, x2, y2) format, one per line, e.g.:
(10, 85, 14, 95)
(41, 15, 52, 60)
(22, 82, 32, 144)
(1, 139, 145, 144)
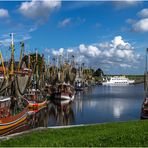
(3, 84, 145, 135)
(46, 83, 145, 126)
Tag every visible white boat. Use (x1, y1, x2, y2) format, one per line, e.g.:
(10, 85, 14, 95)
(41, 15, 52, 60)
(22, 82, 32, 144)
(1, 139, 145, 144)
(102, 76, 135, 85)
(54, 83, 75, 101)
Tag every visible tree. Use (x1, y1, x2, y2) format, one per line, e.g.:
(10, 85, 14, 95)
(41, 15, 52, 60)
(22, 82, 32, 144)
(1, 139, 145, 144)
(93, 68, 104, 77)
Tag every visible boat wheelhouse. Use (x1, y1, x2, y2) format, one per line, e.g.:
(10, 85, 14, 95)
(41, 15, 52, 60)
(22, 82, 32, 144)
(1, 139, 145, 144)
(0, 96, 11, 119)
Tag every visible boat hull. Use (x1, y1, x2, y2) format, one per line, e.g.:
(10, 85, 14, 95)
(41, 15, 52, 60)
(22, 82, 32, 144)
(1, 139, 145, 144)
(0, 107, 28, 134)
(26, 99, 47, 110)
(54, 93, 75, 101)
(140, 107, 148, 119)
(102, 82, 130, 86)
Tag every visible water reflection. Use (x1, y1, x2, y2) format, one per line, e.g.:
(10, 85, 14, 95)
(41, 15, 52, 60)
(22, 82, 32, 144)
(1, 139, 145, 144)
(48, 100, 75, 126)
(113, 100, 124, 118)
(3, 84, 144, 135)
(74, 84, 144, 124)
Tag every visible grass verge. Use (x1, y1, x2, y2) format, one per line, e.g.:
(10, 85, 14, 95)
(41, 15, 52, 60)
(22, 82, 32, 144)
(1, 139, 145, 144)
(0, 120, 148, 147)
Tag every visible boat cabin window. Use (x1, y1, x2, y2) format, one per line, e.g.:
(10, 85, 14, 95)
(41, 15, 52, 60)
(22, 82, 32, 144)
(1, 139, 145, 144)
(0, 101, 10, 108)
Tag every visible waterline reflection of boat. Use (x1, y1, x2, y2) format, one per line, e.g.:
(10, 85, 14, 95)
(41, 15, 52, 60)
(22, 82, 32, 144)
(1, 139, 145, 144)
(53, 99, 71, 106)
(48, 101, 75, 126)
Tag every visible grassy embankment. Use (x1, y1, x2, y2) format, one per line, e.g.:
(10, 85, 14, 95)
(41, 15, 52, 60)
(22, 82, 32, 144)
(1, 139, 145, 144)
(0, 120, 148, 147)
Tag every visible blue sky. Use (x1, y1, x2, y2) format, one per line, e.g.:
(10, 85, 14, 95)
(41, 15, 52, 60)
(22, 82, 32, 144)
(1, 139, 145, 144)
(0, 1, 148, 74)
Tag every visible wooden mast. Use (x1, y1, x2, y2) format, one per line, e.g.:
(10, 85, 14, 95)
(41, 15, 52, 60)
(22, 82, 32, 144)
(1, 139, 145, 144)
(18, 42, 24, 71)
(9, 33, 15, 76)
(28, 54, 31, 69)
(0, 51, 6, 79)
(35, 49, 38, 89)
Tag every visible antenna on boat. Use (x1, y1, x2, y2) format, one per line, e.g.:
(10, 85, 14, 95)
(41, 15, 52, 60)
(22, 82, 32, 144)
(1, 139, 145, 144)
(10, 33, 14, 46)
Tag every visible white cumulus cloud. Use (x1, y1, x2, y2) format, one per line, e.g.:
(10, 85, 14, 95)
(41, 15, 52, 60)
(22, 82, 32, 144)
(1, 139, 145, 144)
(19, 0, 61, 20)
(52, 48, 64, 56)
(78, 36, 140, 69)
(112, 36, 128, 47)
(79, 44, 101, 57)
(138, 8, 148, 18)
(44, 35, 142, 73)
(133, 18, 148, 32)
(0, 8, 9, 18)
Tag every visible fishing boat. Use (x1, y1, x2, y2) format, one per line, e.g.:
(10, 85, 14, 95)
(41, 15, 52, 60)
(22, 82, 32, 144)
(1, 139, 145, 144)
(75, 81, 84, 91)
(54, 83, 75, 101)
(44, 84, 54, 100)
(1, 122, 29, 136)
(102, 76, 135, 85)
(0, 107, 28, 135)
(0, 34, 33, 135)
(24, 89, 47, 110)
(141, 97, 148, 119)
(0, 96, 29, 135)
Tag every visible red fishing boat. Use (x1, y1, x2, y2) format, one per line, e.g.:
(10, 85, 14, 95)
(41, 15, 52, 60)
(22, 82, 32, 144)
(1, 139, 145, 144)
(0, 96, 29, 135)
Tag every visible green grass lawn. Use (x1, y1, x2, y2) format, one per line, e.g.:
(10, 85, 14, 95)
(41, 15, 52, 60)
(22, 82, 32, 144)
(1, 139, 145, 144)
(0, 120, 148, 147)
